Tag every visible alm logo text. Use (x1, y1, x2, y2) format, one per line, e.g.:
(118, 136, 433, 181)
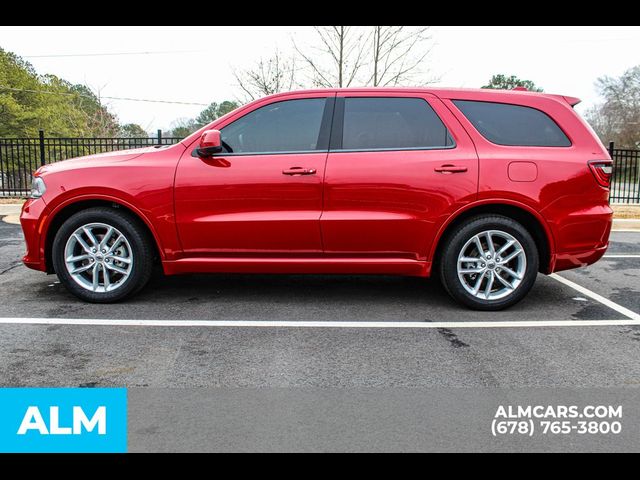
(0, 388, 126, 452)
(17, 406, 106, 435)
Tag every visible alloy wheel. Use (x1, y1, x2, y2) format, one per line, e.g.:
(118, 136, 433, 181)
(456, 229, 527, 301)
(64, 222, 134, 293)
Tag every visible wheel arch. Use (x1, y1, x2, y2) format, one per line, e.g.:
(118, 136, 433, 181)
(42, 196, 163, 273)
(431, 200, 555, 274)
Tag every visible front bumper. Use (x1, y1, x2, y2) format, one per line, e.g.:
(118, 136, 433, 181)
(19, 198, 49, 272)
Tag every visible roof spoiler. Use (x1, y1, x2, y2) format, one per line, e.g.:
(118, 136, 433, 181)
(563, 96, 581, 107)
(510, 87, 580, 106)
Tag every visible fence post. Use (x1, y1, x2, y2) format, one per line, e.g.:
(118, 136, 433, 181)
(608, 141, 614, 158)
(38, 130, 46, 167)
(157, 129, 162, 146)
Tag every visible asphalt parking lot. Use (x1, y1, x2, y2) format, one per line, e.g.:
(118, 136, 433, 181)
(1, 216, 639, 389)
(2, 215, 640, 451)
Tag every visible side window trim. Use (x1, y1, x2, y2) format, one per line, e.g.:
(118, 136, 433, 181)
(333, 144, 457, 153)
(316, 96, 336, 151)
(198, 96, 335, 157)
(329, 96, 456, 153)
(201, 149, 328, 158)
(329, 97, 345, 151)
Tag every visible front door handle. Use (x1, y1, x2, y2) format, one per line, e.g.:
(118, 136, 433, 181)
(434, 164, 468, 174)
(282, 167, 316, 176)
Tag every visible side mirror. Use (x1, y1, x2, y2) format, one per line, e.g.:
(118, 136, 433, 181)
(197, 129, 223, 157)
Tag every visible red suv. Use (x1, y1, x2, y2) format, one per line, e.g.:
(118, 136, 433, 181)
(20, 88, 613, 309)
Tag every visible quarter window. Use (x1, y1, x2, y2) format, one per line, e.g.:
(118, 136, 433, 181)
(340, 97, 453, 150)
(221, 98, 326, 154)
(453, 100, 571, 147)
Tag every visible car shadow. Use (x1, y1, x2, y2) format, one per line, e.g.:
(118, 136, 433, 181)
(122, 271, 613, 322)
(16, 267, 618, 322)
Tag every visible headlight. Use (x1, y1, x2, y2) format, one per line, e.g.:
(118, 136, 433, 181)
(30, 176, 46, 199)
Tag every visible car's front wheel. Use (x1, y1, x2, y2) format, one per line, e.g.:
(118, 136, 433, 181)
(52, 207, 154, 303)
(438, 215, 539, 310)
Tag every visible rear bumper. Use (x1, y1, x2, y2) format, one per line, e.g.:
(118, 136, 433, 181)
(548, 204, 612, 273)
(19, 198, 49, 272)
(551, 244, 608, 273)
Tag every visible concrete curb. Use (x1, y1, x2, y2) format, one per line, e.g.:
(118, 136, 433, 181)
(1, 215, 20, 225)
(613, 219, 640, 231)
(0, 205, 21, 216)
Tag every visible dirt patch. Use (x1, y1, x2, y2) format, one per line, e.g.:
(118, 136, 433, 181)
(0, 198, 26, 205)
(613, 204, 640, 219)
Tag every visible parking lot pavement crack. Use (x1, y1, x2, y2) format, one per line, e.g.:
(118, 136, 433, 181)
(620, 325, 640, 342)
(432, 326, 508, 386)
(436, 328, 469, 348)
(0, 262, 21, 275)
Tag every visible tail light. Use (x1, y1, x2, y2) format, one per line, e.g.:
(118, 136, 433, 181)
(588, 160, 612, 188)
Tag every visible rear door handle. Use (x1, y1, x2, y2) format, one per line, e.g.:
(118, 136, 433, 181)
(434, 164, 468, 173)
(283, 167, 316, 176)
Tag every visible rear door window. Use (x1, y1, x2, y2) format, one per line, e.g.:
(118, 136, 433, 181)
(453, 100, 570, 147)
(340, 97, 453, 150)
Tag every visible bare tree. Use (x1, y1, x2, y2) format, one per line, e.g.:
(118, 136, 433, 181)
(233, 50, 297, 102)
(69, 85, 120, 137)
(232, 26, 436, 100)
(294, 26, 435, 89)
(369, 26, 434, 87)
(585, 66, 640, 148)
(295, 26, 369, 88)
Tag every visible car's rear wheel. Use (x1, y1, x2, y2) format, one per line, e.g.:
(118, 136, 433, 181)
(52, 207, 154, 303)
(438, 215, 539, 310)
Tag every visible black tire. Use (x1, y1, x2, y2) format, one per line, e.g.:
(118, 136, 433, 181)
(438, 215, 539, 311)
(51, 207, 155, 303)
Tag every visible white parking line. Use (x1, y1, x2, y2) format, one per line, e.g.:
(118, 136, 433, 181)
(550, 273, 640, 321)
(0, 270, 637, 329)
(0, 317, 639, 328)
(603, 254, 640, 258)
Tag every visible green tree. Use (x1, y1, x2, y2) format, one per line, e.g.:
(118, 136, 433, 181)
(0, 47, 120, 137)
(168, 101, 240, 139)
(119, 123, 148, 137)
(39, 75, 119, 137)
(168, 118, 198, 138)
(0, 48, 42, 136)
(195, 100, 239, 127)
(482, 74, 543, 92)
(216, 100, 238, 117)
(585, 66, 640, 148)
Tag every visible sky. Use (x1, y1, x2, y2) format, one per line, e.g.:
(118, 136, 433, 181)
(0, 25, 638, 132)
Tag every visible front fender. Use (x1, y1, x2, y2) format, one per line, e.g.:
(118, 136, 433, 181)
(40, 191, 176, 262)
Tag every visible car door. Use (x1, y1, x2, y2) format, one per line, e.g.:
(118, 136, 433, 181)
(174, 94, 335, 256)
(321, 92, 478, 261)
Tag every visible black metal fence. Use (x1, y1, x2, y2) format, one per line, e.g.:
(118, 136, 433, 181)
(609, 142, 640, 204)
(1, 133, 639, 203)
(0, 130, 181, 197)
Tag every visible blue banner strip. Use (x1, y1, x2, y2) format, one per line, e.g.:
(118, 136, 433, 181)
(0, 388, 127, 453)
